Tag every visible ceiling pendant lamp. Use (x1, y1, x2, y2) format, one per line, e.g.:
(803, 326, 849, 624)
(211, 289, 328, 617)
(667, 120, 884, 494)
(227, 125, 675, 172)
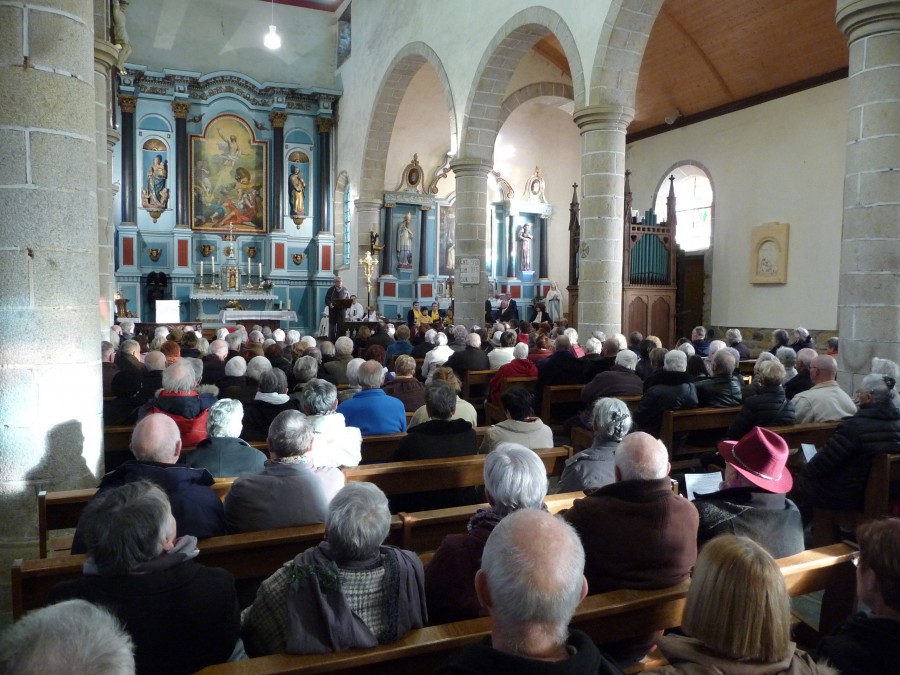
(264, 0, 281, 50)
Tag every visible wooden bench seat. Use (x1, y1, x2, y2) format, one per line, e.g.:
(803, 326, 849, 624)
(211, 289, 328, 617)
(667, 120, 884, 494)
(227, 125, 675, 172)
(190, 543, 856, 674)
(460, 369, 496, 422)
(658, 406, 742, 457)
(539, 384, 585, 427)
(484, 376, 538, 425)
(359, 427, 488, 464)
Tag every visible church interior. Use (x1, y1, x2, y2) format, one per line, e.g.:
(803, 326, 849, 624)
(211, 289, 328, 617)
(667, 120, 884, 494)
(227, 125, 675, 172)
(2, 0, 899, 640)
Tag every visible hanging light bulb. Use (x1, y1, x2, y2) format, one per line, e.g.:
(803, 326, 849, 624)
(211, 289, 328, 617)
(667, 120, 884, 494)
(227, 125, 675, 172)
(263, 0, 281, 50)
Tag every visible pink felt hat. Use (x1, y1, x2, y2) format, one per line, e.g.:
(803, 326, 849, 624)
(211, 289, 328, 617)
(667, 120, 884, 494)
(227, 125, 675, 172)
(717, 426, 793, 494)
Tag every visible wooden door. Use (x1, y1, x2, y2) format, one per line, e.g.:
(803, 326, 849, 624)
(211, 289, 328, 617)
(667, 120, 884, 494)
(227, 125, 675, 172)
(676, 253, 705, 341)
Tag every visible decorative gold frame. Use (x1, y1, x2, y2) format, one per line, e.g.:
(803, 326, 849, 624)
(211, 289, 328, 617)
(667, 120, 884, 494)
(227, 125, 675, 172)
(291, 253, 306, 265)
(396, 154, 424, 193)
(750, 222, 789, 284)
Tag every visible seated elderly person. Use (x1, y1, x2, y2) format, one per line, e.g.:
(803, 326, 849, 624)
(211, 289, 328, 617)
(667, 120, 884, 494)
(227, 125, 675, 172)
(337, 357, 365, 403)
(408, 367, 478, 429)
(726, 327, 752, 360)
(777, 346, 799, 382)
(633, 349, 698, 441)
(487, 342, 537, 406)
(222, 355, 271, 404)
(446, 330, 491, 376)
(383, 354, 426, 412)
(395, 381, 476, 461)
(337, 360, 406, 435)
(0, 600, 135, 673)
(240, 369, 300, 442)
(241, 482, 426, 656)
(793, 354, 857, 423)
(814, 518, 900, 674)
(104, 369, 145, 426)
(297, 378, 362, 468)
(425, 444, 548, 624)
(216, 356, 248, 400)
(692, 427, 804, 559)
(479, 386, 552, 454)
(201, 339, 229, 386)
(224, 410, 345, 533)
(385, 323, 414, 365)
(184, 398, 266, 477)
(726, 358, 795, 440)
(324, 336, 355, 384)
(50, 481, 241, 674)
(695, 348, 742, 407)
(785, 347, 817, 400)
(138, 359, 217, 447)
(288, 355, 320, 402)
(488, 329, 517, 370)
(422, 331, 454, 382)
(558, 397, 633, 493)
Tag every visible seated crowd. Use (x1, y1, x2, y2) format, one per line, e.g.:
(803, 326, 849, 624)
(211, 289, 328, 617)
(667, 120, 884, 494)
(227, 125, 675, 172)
(9, 319, 899, 673)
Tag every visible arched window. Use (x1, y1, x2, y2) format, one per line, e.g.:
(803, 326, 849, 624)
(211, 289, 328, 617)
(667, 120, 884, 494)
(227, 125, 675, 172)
(334, 171, 351, 269)
(654, 164, 713, 253)
(343, 183, 351, 266)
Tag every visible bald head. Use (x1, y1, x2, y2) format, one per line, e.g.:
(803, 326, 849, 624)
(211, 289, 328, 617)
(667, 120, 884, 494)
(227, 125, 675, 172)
(477, 509, 587, 647)
(130, 414, 182, 463)
(797, 347, 818, 371)
(208, 339, 228, 360)
(144, 351, 166, 372)
(615, 431, 670, 481)
(810, 354, 838, 385)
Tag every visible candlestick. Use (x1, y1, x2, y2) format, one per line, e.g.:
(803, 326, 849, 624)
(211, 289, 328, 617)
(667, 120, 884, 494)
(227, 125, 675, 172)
(211, 256, 215, 275)
(200, 260, 204, 277)
(286, 297, 291, 310)
(258, 263, 262, 281)
(247, 258, 251, 277)
(279, 301, 283, 310)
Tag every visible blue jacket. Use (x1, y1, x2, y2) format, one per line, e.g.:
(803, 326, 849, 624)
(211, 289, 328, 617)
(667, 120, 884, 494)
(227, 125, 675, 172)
(337, 389, 406, 436)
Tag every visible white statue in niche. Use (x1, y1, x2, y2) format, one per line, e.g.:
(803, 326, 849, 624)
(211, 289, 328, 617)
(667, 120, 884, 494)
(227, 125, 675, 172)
(518, 222, 533, 272)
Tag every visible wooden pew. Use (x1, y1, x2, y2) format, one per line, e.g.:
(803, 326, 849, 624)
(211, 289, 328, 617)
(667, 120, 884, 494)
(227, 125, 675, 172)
(344, 446, 570, 497)
(484, 376, 538, 425)
(399, 490, 583, 555)
(658, 406, 742, 457)
(539, 384, 585, 426)
(460, 369, 496, 421)
(359, 427, 489, 464)
(38, 479, 236, 558)
(767, 421, 838, 451)
(14, 518, 403, 620)
(812, 452, 900, 546)
(190, 543, 856, 674)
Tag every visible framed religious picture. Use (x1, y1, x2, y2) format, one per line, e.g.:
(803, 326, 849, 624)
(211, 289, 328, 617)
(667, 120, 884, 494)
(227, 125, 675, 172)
(396, 153, 424, 193)
(190, 114, 268, 233)
(437, 201, 456, 277)
(750, 222, 789, 284)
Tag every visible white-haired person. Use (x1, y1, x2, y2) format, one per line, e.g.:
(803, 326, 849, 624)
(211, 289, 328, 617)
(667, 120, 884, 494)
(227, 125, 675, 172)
(564, 327, 585, 358)
(0, 599, 135, 674)
(411, 326, 437, 358)
(102, 340, 119, 396)
(324, 335, 354, 384)
(425, 443, 549, 624)
(777, 346, 798, 382)
(337, 356, 365, 403)
(649, 536, 835, 674)
(633, 349, 698, 441)
(241, 482, 426, 656)
(726, 327, 751, 360)
(384, 353, 426, 411)
(184, 398, 266, 477)
(581, 347, 642, 414)
(408, 367, 478, 429)
(690, 325, 710, 357)
(217, 355, 249, 400)
(436, 509, 621, 673)
(138, 359, 218, 447)
(240, 369, 300, 442)
(725, 359, 795, 440)
(479, 386, 552, 454)
(422, 330, 453, 382)
(487, 341, 536, 406)
(558, 397, 632, 493)
(50, 481, 242, 673)
(202, 338, 230, 386)
(297, 378, 362, 468)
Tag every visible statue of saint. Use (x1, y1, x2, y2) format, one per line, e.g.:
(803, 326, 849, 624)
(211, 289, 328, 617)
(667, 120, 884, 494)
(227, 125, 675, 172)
(518, 222, 534, 272)
(397, 213, 413, 268)
(288, 166, 306, 216)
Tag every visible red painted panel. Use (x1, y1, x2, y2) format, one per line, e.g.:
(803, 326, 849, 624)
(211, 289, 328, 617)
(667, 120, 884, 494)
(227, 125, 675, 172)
(421, 284, 432, 298)
(123, 237, 134, 266)
(275, 243, 286, 270)
(177, 239, 188, 268)
(510, 286, 522, 299)
(322, 245, 331, 271)
(383, 282, 396, 297)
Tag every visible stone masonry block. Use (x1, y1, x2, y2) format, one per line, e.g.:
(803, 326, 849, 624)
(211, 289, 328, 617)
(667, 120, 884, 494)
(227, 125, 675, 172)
(0, 366, 38, 428)
(0, 129, 27, 185)
(0, 7, 23, 64)
(839, 270, 900, 306)
(861, 101, 900, 140)
(0, 68, 94, 136)
(0, 308, 99, 367)
(0, 249, 31, 308)
(858, 170, 900, 206)
(845, 134, 900, 174)
(840, 240, 900, 274)
(29, 132, 94, 191)
(841, 203, 900, 240)
(853, 306, 900, 342)
(28, 9, 94, 82)
(0, 189, 97, 251)
(848, 66, 900, 106)
(864, 32, 900, 69)
(32, 247, 100, 307)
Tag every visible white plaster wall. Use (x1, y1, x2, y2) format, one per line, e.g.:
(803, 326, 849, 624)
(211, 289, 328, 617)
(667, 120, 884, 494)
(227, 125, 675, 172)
(625, 80, 848, 331)
(126, 0, 337, 87)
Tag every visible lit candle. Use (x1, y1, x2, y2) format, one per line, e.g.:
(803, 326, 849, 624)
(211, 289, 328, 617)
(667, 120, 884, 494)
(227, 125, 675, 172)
(286, 297, 291, 310)
(258, 262, 262, 281)
(211, 256, 215, 275)
(200, 260, 204, 278)
(247, 258, 251, 277)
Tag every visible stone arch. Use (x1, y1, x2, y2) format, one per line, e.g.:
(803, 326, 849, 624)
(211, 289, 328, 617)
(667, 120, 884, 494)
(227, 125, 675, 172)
(358, 43, 456, 201)
(498, 81, 575, 128)
(459, 7, 583, 162)
(590, 0, 664, 108)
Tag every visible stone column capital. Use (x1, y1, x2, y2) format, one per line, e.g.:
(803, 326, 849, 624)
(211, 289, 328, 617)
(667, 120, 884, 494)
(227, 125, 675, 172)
(837, 0, 900, 41)
(171, 100, 191, 119)
(449, 157, 493, 178)
(354, 199, 383, 213)
(269, 111, 288, 128)
(118, 94, 136, 113)
(316, 116, 334, 134)
(572, 105, 635, 132)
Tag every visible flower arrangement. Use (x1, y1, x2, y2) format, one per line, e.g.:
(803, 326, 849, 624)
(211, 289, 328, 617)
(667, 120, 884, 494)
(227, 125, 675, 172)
(261, 279, 274, 290)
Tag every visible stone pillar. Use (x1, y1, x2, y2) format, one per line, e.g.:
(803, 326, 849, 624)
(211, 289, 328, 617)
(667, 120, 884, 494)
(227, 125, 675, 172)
(270, 112, 287, 231)
(317, 116, 333, 234)
(0, 0, 101, 624)
(572, 105, 634, 337)
(354, 199, 382, 289)
(449, 158, 493, 327)
(836, 0, 900, 390)
(172, 100, 191, 227)
(95, 39, 119, 338)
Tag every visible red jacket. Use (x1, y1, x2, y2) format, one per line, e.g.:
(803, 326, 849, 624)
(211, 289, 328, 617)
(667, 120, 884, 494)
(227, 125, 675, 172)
(488, 358, 538, 405)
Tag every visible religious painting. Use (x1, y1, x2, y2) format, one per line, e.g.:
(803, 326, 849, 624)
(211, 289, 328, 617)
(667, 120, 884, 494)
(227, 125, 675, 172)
(750, 222, 789, 284)
(190, 114, 267, 233)
(437, 202, 455, 277)
(286, 149, 310, 224)
(140, 138, 169, 222)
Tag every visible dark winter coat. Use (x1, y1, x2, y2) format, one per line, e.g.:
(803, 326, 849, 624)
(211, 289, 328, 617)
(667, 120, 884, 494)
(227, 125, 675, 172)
(633, 371, 698, 439)
(726, 384, 795, 440)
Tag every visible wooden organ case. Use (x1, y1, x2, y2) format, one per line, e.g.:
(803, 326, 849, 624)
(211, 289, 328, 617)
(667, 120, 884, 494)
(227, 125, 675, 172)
(621, 172, 677, 347)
